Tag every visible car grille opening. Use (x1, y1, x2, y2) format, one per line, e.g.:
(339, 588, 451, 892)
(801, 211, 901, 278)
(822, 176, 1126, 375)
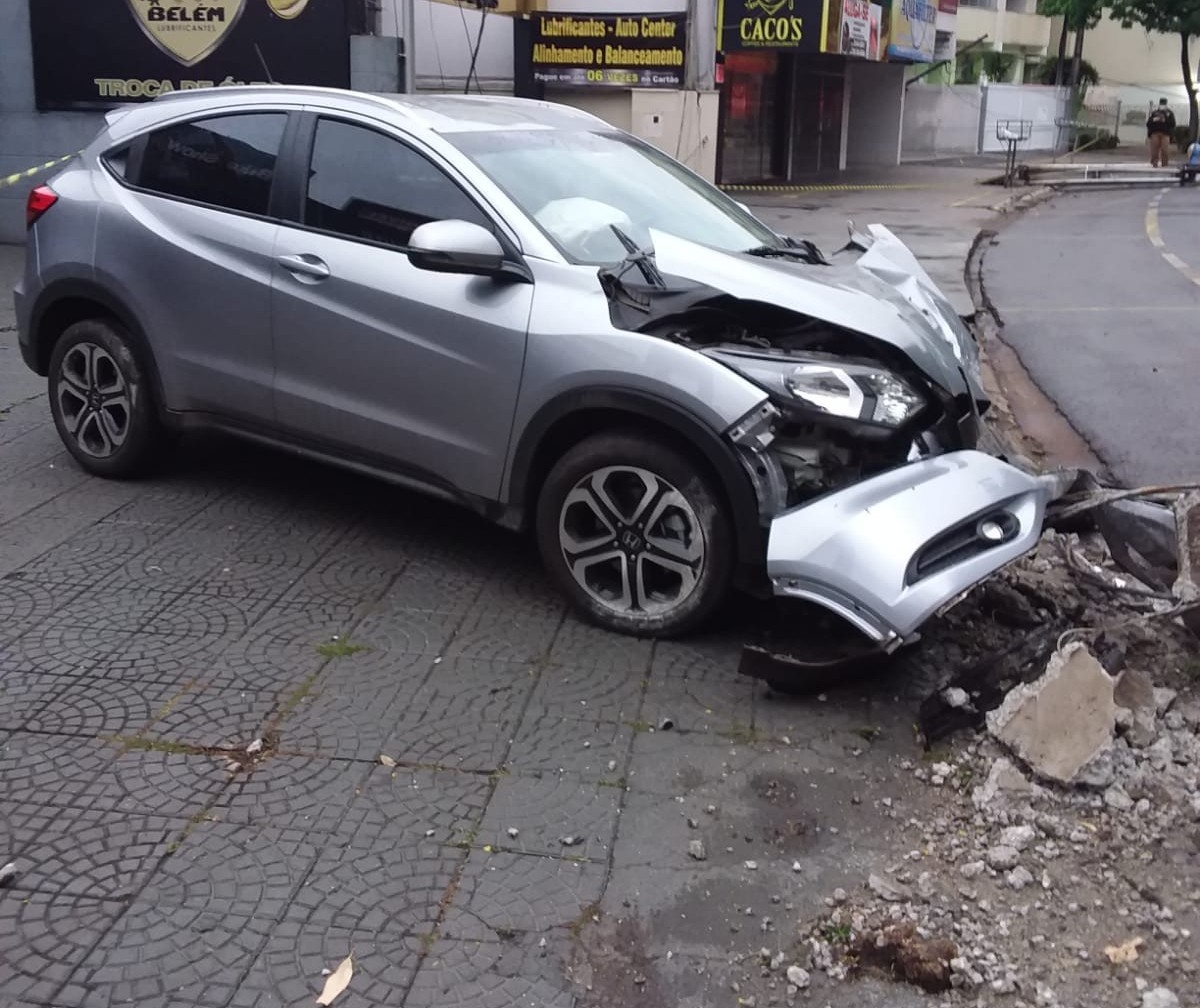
(908, 510, 1020, 584)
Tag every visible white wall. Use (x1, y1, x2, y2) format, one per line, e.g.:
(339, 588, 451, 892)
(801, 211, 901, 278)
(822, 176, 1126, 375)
(630, 89, 719, 179)
(902, 83, 985, 157)
(846, 62, 907, 167)
(1071, 16, 1187, 88)
(980, 83, 1067, 152)
(901, 82, 1066, 156)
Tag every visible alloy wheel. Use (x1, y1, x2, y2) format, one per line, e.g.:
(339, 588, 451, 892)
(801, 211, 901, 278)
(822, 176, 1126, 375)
(558, 465, 706, 617)
(56, 342, 131, 459)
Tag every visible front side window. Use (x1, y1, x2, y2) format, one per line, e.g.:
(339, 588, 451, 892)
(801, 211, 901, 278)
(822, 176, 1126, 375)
(304, 118, 491, 248)
(137, 113, 286, 216)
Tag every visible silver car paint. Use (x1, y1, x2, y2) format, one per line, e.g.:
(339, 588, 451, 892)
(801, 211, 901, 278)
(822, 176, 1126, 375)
(768, 451, 1050, 643)
(270, 220, 534, 499)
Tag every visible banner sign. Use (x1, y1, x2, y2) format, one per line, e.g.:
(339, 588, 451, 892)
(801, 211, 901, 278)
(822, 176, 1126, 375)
(718, 0, 830, 54)
(28, 0, 350, 111)
(530, 13, 686, 88)
(885, 0, 936, 62)
(938, 0, 958, 13)
(839, 0, 871, 57)
(869, 2, 882, 58)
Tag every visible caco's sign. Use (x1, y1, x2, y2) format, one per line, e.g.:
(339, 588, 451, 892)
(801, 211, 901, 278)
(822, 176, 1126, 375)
(717, 0, 830, 53)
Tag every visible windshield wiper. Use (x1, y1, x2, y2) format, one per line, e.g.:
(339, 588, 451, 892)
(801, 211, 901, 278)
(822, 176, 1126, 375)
(744, 238, 829, 265)
(597, 225, 665, 312)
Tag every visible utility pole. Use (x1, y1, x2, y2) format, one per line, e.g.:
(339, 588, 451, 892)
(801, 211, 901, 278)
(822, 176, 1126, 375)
(401, 0, 416, 93)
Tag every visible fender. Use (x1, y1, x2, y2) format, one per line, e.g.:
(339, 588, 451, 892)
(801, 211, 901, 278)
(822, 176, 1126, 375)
(506, 386, 767, 569)
(26, 277, 170, 414)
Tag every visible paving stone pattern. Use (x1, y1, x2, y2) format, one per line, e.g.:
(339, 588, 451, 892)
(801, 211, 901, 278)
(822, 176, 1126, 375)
(0, 306, 925, 1007)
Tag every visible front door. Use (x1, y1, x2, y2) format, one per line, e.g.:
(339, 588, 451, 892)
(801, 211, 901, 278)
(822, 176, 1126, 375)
(269, 116, 533, 501)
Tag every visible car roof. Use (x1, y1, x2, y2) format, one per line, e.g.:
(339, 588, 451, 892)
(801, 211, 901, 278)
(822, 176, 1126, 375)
(101, 86, 609, 142)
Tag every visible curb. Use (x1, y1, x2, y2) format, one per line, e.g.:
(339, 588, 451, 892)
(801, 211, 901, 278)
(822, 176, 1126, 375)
(962, 192, 1105, 475)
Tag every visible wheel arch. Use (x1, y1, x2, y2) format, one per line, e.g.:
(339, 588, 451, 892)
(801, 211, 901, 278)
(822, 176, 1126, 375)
(505, 388, 766, 571)
(29, 279, 168, 415)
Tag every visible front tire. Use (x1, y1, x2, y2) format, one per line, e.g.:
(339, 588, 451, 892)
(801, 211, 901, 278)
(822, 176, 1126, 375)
(47, 319, 165, 479)
(535, 432, 733, 637)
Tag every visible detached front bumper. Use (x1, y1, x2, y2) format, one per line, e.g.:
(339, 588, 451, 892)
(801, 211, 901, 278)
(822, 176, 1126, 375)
(767, 451, 1059, 648)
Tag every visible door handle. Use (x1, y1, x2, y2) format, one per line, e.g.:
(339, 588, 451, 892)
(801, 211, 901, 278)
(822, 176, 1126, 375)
(276, 253, 330, 280)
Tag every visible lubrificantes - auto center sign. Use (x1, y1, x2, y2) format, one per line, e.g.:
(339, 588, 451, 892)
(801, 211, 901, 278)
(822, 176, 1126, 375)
(28, 0, 351, 110)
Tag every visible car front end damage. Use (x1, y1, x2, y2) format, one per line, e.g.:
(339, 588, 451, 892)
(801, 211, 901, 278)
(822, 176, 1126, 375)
(601, 226, 1092, 662)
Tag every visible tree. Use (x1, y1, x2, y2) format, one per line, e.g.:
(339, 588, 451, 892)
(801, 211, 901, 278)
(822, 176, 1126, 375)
(1109, 0, 1200, 142)
(1038, 0, 1103, 94)
(1036, 56, 1099, 87)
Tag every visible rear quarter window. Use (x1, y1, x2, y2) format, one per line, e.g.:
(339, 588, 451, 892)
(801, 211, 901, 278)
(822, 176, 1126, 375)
(134, 112, 287, 217)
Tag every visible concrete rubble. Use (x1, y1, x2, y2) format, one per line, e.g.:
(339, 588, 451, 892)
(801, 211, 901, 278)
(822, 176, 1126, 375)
(986, 642, 1116, 784)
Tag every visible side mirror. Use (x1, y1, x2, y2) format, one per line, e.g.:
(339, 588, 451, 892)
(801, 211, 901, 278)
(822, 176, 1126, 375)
(407, 219, 506, 277)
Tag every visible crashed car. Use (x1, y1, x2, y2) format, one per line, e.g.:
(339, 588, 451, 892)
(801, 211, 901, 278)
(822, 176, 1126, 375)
(16, 87, 1062, 641)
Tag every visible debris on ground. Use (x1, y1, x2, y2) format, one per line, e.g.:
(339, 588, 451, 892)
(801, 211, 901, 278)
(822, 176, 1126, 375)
(986, 642, 1115, 784)
(853, 921, 957, 993)
(0, 862, 17, 887)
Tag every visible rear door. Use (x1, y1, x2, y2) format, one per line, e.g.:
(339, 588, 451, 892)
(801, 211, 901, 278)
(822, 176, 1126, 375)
(268, 114, 533, 501)
(95, 110, 290, 423)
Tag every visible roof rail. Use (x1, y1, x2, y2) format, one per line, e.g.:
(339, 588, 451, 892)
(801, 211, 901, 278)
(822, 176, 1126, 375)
(152, 83, 406, 115)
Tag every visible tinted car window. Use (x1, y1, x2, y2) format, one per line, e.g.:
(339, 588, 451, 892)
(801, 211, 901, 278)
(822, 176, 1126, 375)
(305, 118, 490, 247)
(137, 113, 286, 216)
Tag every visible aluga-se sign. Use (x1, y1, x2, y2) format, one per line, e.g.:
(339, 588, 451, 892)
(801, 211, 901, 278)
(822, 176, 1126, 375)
(718, 0, 829, 52)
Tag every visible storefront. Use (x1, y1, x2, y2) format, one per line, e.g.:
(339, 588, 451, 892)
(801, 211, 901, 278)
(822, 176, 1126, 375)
(715, 0, 931, 182)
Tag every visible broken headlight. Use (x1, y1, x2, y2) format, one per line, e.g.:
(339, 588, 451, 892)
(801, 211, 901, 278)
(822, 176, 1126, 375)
(712, 351, 927, 428)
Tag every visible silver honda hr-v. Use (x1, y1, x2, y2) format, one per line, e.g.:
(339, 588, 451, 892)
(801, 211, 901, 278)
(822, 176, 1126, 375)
(15, 86, 1058, 645)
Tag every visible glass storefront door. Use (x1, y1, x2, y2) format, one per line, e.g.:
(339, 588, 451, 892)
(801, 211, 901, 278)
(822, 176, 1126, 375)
(719, 51, 786, 183)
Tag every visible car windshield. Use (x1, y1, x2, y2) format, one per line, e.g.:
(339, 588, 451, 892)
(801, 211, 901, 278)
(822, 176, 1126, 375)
(445, 128, 780, 265)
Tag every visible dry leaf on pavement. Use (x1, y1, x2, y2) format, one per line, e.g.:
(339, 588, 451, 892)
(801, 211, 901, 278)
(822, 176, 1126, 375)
(1104, 937, 1144, 964)
(378, 754, 397, 767)
(315, 954, 353, 1005)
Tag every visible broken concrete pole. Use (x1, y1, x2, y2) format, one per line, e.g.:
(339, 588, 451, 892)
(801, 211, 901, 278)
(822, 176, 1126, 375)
(1173, 490, 1200, 637)
(1115, 669, 1159, 749)
(986, 643, 1115, 785)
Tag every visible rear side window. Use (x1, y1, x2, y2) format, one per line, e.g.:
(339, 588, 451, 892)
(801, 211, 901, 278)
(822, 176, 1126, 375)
(136, 113, 287, 216)
(304, 118, 491, 248)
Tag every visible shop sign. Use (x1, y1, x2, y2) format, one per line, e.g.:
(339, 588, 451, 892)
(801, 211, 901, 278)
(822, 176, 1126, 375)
(28, 0, 349, 111)
(938, 0, 958, 12)
(885, 0, 937, 62)
(530, 13, 686, 88)
(718, 0, 830, 54)
(838, 0, 871, 57)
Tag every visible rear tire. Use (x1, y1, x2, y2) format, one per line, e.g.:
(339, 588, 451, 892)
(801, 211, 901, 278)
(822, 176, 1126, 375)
(535, 431, 733, 637)
(47, 318, 166, 479)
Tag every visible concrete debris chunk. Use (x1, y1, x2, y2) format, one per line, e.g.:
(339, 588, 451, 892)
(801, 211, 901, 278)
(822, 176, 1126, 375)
(1141, 989, 1180, 1008)
(1104, 783, 1134, 811)
(687, 839, 707, 861)
(972, 757, 1033, 809)
(868, 873, 911, 902)
(1115, 669, 1159, 748)
(987, 643, 1115, 784)
(785, 965, 810, 989)
(986, 845, 1021, 871)
(999, 824, 1036, 852)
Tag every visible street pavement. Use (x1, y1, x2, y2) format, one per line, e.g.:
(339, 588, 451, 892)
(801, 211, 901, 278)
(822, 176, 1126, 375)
(0, 168, 1004, 1008)
(984, 185, 1200, 486)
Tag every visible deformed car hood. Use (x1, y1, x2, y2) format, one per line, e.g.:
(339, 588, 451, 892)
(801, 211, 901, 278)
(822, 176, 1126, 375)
(648, 228, 983, 401)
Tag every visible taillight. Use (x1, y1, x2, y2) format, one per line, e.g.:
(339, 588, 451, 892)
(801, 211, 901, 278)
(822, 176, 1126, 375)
(26, 185, 58, 229)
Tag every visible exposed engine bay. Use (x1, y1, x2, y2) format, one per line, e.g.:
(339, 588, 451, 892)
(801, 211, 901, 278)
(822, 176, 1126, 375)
(601, 259, 983, 516)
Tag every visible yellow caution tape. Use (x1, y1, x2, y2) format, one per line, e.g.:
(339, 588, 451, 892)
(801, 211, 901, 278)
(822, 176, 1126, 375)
(721, 183, 935, 193)
(0, 154, 77, 191)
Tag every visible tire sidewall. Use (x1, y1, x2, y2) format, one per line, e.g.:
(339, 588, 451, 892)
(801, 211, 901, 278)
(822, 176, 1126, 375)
(536, 432, 733, 637)
(47, 319, 159, 479)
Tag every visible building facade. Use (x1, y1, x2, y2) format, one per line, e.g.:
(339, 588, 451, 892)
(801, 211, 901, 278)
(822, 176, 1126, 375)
(1, 0, 950, 240)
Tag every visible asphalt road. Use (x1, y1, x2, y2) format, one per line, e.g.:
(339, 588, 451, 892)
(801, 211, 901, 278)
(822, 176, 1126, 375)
(985, 186, 1200, 486)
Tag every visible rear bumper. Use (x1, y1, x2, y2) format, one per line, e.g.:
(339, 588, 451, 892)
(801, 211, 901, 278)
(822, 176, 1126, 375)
(767, 451, 1057, 646)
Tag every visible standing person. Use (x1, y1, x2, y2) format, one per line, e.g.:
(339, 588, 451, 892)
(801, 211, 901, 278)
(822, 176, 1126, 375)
(1147, 98, 1176, 167)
